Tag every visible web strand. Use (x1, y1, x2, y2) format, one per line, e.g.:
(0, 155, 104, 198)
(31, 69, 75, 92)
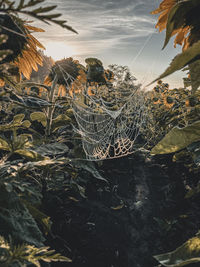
(57, 64, 147, 161)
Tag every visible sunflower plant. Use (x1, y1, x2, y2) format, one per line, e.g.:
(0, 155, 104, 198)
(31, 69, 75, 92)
(151, 1, 200, 265)
(0, 1, 77, 265)
(151, 0, 200, 94)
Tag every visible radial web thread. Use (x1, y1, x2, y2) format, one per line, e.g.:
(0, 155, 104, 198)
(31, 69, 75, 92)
(58, 65, 147, 161)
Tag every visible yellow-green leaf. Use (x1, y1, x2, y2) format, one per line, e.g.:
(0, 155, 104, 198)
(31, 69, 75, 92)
(154, 234, 200, 266)
(22, 120, 31, 128)
(30, 112, 47, 127)
(0, 137, 10, 151)
(151, 121, 200, 155)
(13, 114, 25, 123)
(15, 149, 49, 161)
(111, 204, 124, 210)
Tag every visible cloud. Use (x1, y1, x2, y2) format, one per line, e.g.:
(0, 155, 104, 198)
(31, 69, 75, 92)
(15, 0, 184, 88)
(33, 0, 157, 58)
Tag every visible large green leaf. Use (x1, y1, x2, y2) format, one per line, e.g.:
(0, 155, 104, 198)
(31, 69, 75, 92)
(151, 121, 200, 155)
(154, 233, 200, 266)
(149, 40, 200, 85)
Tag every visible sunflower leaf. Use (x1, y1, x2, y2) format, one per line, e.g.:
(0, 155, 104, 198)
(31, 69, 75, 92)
(32, 5, 57, 14)
(149, 40, 200, 85)
(154, 233, 200, 266)
(30, 112, 47, 127)
(151, 121, 200, 155)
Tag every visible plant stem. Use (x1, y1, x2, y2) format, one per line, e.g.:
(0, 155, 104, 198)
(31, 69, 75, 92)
(45, 75, 58, 137)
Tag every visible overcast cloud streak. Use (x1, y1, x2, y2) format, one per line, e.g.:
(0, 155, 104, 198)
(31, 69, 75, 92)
(35, 0, 157, 56)
(31, 0, 184, 88)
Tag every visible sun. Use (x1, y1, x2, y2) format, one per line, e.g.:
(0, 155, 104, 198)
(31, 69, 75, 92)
(44, 42, 76, 61)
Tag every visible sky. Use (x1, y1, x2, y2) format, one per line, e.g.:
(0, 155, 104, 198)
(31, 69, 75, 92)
(30, 0, 186, 89)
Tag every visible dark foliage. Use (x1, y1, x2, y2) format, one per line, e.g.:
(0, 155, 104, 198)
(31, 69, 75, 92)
(0, 14, 27, 63)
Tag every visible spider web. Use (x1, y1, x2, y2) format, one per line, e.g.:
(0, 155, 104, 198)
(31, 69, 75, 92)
(58, 65, 147, 161)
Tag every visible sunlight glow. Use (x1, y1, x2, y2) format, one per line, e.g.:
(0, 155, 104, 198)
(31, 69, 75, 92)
(44, 42, 76, 61)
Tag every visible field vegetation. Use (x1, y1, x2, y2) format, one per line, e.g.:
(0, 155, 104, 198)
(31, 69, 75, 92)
(1, 0, 200, 266)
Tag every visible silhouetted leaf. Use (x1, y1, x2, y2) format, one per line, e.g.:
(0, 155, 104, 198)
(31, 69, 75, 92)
(150, 40, 200, 85)
(32, 5, 57, 14)
(17, 0, 25, 9)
